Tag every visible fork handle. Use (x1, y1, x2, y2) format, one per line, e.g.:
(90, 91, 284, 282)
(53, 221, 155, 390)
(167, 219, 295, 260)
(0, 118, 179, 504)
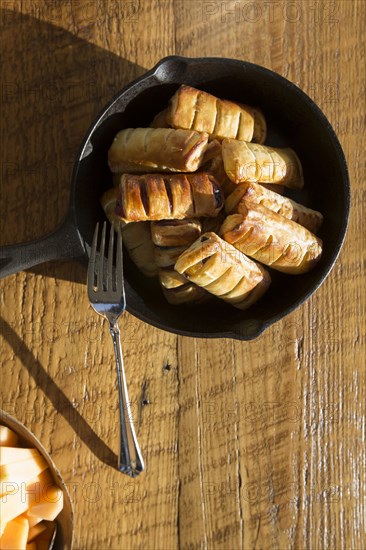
(110, 323, 144, 477)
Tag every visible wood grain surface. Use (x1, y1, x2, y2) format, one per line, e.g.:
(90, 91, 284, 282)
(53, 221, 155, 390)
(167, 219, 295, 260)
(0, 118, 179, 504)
(1, 1, 365, 549)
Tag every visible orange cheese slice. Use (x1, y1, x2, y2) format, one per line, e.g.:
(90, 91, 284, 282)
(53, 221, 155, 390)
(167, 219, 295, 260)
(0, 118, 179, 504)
(0, 469, 54, 531)
(0, 427, 18, 448)
(0, 453, 48, 484)
(0, 448, 41, 466)
(0, 515, 29, 550)
(27, 485, 63, 521)
(27, 516, 42, 528)
(0, 488, 30, 531)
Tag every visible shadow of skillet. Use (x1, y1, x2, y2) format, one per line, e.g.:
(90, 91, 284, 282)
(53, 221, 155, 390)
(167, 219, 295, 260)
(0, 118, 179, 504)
(0, 8, 145, 283)
(0, 317, 117, 468)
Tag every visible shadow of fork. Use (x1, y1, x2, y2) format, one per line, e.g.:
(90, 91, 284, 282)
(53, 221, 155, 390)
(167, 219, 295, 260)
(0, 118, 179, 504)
(0, 316, 117, 468)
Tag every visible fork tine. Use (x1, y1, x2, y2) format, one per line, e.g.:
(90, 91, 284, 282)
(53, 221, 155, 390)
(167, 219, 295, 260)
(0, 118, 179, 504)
(98, 221, 107, 290)
(87, 223, 99, 297)
(116, 224, 124, 297)
(107, 223, 115, 291)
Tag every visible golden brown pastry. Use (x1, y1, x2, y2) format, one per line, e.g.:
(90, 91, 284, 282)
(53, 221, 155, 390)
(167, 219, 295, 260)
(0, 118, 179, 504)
(108, 128, 209, 173)
(153, 219, 202, 268)
(174, 232, 271, 310)
(159, 268, 208, 305)
(222, 139, 304, 189)
(225, 182, 323, 233)
(100, 190, 157, 275)
(201, 143, 238, 198)
(122, 222, 158, 277)
(220, 202, 322, 274)
(100, 188, 126, 227)
(155, 246, 188, 268)
(159, 267, 190, 289)
(151, 219, 201, 247)
(114, 172, 224, 222)
(166, 85, 267, 143)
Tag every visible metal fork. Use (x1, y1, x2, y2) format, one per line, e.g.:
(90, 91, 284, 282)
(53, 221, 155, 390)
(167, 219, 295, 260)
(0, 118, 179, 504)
(87, 221, 144, 477)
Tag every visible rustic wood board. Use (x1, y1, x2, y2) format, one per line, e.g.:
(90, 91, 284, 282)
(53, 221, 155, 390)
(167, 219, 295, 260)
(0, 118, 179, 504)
(0, 1, 365, 548)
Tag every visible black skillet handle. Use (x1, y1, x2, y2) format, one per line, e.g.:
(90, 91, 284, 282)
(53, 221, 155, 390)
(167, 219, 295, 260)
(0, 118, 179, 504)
(0, 213, 86, 278)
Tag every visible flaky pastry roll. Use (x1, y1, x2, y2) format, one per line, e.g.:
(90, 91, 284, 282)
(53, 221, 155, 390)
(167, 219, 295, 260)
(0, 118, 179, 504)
(166, 85, 266, 143)
(100, 189, 157, 276)
(159, 268, 208, 305)
(151, 219, 201, 247)
(174, 232, 271, 310)
(201, 143, 239, 197)
(108, 127, 209, 173)
(155, 246, 188, 268)
(100, 188, 125, 227)
(225, 182, 323, 233)
(122, 222, 158, 277)
(114, 172, 223, 222)
(220, 202, 322, 274)
(222, 139, 304, 188)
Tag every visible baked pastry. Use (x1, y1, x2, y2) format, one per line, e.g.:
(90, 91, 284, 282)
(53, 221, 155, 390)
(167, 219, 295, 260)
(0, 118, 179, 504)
(166, 85, 267, 143)
(225, 182, 323, 233)
(155, 246, 188, 268)
(100, 190, 157, 275)
(114, 172, 224, 222)
(222, 139, 304, 188)
(159, 268, 208, 305)
(100, 188, 125, 227)
(151, 219, 201, 247)
(153, 219, 202, 267)
(220, 202, 322, 274)
(202, 145, 286, 198)
(108, 128, 209, 173)
(121, 222, 158, 277)
(201, 144, 238, 198)
(174, 232, 271, 310)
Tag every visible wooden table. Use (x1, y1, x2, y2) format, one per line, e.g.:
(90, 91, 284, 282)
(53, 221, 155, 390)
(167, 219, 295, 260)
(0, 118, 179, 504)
(1, 1, 365, 548)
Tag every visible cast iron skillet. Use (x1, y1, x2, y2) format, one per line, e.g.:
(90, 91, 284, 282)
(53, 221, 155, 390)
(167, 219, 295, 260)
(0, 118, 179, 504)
(0, 56, 350, 340)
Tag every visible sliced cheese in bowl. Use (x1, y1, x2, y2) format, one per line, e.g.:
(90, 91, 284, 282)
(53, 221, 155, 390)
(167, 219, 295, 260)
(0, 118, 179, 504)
(0, 428, 19, 448)
(28, 486, 64, 521)
(0, 515, 29, 550)
(0, 488, 30, 529)
(0, 448, 42, 466)
(0, 453, 48, 484)
(0, 416, 71, 549)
